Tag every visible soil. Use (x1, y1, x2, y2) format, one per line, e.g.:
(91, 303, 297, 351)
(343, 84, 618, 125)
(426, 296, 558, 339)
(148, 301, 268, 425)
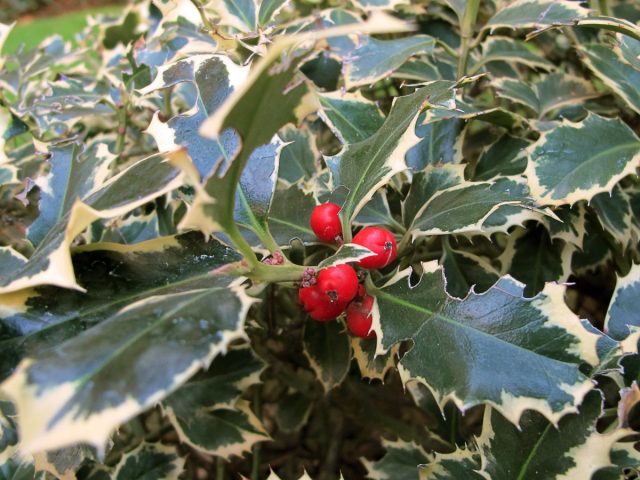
(21, 0, 126, 20)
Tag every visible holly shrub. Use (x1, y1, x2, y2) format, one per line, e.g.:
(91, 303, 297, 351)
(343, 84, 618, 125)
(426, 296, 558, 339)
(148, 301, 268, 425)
(1, 0, 640, 479)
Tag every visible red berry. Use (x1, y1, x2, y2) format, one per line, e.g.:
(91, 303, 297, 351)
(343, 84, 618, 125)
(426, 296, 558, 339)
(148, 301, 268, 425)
(298, 264, 359, 322)
(346, 294, 375, 338)
(299, 284, 345, 321)
(310, 203, 342, 242)
(316, 264, 359, 306)
(352, 227, 397, 269)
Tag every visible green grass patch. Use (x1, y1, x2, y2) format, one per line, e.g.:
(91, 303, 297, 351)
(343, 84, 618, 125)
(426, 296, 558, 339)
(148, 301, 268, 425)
(2, 6, 122, 54)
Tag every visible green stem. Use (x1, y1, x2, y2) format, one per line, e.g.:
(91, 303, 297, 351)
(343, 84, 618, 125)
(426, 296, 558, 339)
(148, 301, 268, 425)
(251, 388, 263, 480)
(216, 457, 225, 480)
(456, 0, 481, 79)
(190, 0, 217, 38)
(225, 222, 260, 268)
(597, 0, 609, 16)
(255, 224, 281, 255)
(163, 86, 173, 119)
(341, 215, 352, 243)
(249, 263, 307, 283)
(396, 230, 414, 258)
(116, 105, 128, 156)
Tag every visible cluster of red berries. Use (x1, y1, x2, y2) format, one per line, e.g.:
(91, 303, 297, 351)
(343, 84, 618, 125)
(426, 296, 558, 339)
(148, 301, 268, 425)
(298, 203, 397, 338)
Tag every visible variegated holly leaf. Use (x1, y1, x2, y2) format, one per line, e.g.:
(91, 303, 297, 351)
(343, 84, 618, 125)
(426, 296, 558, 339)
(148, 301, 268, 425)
(571, 16, 640, 42)
(354, 190, 399, 229)
(496, 74, 600, 119)
(318, 92, 385, 145)
(99, 211, 160, 245)
(274, 392, 312, 433)
(28, 77, 112, 135)
(343, 35, 435, 89)
(363, 440, 431, 480)
(186, 49, 315, 235)
(407, 118, 463, 171)
(407, 177, 534, 237)
(486, 0, 589, 30)
(440, 240, 501, 300)
(481, 204, 551, 235)
(409, 380, 477, 451)
(392, 59, 440, 83)
(140, 54, 249, 179)
(214, 0, 259, 32)
(234, 137, 284, 250)
(351, 337, 397, 382)
(594, 441, 640, 480)
(0, 233, 253, 454)
(258, 0, 289, 26)
(33, 444, 96, 480)
(162, 347, 269, 457)
(0, 150, 190, 294)
(402, 165, 465, 227)
(28, 141, 115, 247)
(472, 135, 529, 181)
(318, 244, 375, 268)
(544, 203, 587, 248)
(1, 107, 14, 164)
(112, 442, 184, 480)
(328, 81, 458, 238)
(267, 470, 336, 480)
(502, 225, 573, 298)
(0, 165, 17, 185)
(267, 184, 317, 245)
(303, 320, 351, 392)
(534, 73, 601, 118)
(0, 456, 38, 480)
(470, 37, 553, 74)
(422, 100, 527, 130)
(493, 78, 539, 115)
(278, 125, 317, 184)
(419, 447, 483, 480)
(591, 185, 634, 248)
(0, 398, 17, 464)
(374, 265, 600, 424)
(526, 114, 640, 207)
(605, 263, 640, 350)
(571, 221, 614, 276)
(579, 41, 640, 115)
(351, 0, 410, 11)
(477, 391, 629, 480)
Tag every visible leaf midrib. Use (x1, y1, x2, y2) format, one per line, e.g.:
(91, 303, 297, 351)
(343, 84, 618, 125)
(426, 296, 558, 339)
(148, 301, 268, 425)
(10, 271, 220, 343)
(72, 289, 213, 392)
(342, 102, 415, 220)
(376, 288, 581, 369)
(514, 422, 553, 480)
(320, 97, 372, 142)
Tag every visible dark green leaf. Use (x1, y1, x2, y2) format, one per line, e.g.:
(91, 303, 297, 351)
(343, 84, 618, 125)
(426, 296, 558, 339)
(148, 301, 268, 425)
(0, 234, 252, 453)
(407, 118, 463, 171)
(364, 440, 430, 480)
(477, 391, 625, 480)
(113, 443, 184, 480)
(376, 266, 599, 424)
(344, 36, 436, 89)
(328, 81, 458, 231)
(526, 114, 640, 206)
(303, 320, 351, 392)
(318, 92, 384, 144)
(162, 347, 268, 457)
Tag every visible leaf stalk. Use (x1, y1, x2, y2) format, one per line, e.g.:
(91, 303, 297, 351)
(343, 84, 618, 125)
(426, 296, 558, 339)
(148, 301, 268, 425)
(456, 0, 481, 79)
